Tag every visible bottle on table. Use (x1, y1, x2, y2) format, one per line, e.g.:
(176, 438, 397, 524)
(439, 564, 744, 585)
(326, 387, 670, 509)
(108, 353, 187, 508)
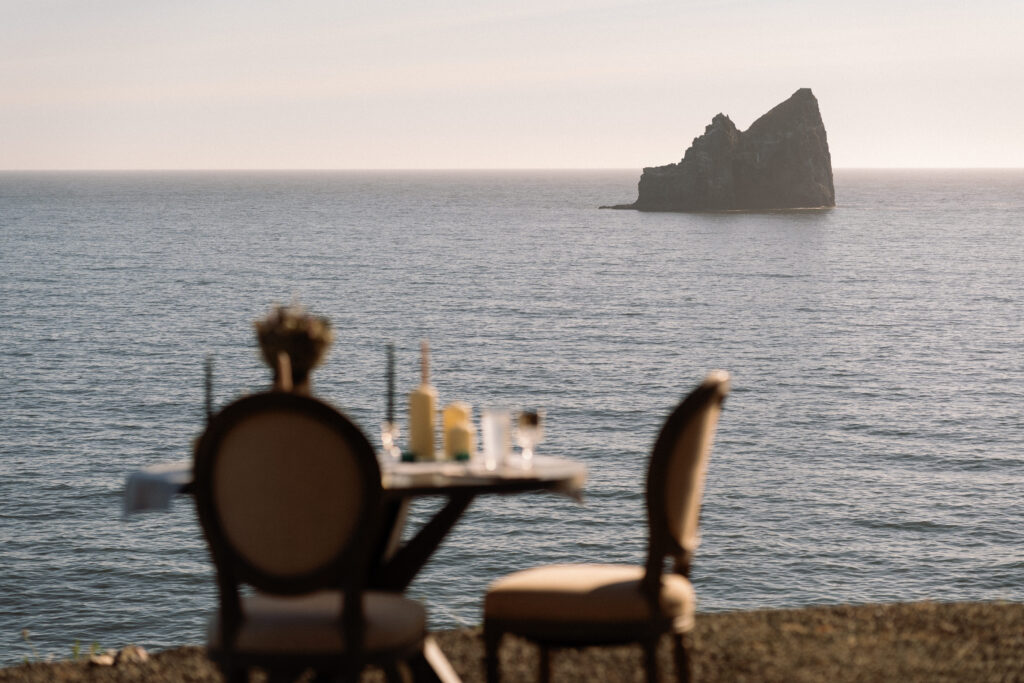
(408, 340, 438, 461)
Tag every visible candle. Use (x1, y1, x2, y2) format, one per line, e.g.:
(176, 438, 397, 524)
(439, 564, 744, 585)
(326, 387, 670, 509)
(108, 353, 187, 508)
(442, 401, 474, 460)
(386, 343, 395, 425)
(204, 354, 213, 423)
(447, 422, 474, 462)
(407, 340, 437, 461)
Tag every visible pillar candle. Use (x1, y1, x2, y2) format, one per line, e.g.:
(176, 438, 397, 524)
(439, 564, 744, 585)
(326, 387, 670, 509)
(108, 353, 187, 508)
(442, 401, 473, 460)
(447, 422, 475, 461)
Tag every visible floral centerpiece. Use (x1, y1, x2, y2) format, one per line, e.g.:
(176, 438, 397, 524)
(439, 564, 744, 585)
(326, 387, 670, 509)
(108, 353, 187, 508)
(254, 303, 333, 392)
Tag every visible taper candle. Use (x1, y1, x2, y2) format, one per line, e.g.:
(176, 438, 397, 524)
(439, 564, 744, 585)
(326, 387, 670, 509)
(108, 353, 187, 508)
(386, 343, 395, 425)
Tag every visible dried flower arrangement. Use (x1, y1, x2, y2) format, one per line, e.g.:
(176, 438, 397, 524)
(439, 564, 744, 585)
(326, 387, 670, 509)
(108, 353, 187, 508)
(253, 303, 333, 387)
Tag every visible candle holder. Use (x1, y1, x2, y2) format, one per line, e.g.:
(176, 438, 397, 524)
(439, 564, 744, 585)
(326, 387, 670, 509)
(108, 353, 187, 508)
(380, 420, 401, 465)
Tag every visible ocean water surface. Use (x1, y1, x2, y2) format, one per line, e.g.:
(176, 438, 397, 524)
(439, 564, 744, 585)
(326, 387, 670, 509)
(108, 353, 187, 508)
(0, 169, 1021, 664)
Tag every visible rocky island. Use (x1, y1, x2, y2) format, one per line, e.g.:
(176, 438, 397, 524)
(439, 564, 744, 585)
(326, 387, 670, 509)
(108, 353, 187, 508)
(608, 88, 835, 211)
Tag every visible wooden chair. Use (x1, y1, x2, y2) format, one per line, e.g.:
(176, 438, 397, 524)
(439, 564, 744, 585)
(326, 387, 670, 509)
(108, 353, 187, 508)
(483, 371, 730, 683)
(193, 391, 428, 682)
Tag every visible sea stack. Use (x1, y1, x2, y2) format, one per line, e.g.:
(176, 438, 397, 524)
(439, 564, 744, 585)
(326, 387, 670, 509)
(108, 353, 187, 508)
(610, 88, 835, 211)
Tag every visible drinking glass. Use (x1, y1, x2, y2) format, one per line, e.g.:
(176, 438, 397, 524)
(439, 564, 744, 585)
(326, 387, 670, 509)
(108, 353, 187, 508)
(481, 408, 511, 471)
(516, 409, 544, 469)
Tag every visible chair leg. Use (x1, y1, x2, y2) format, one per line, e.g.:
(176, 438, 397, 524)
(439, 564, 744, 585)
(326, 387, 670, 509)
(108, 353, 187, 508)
(384, 661, 413, 683)
(484, 623, 502, 683)
(538, 644, 552, 683)
(408, 636, 461, 683)
(642, 638, 659, 683)
(214, 660, 248, 683)
(673, 633, 691, 683)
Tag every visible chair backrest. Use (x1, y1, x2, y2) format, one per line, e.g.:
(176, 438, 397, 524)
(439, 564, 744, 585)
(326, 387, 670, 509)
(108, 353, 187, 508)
(644, 371, 730, 581)
(193, 392, 381, 595)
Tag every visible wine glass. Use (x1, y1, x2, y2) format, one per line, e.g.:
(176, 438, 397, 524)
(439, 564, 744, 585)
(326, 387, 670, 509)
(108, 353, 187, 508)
(516, 409, 544, 469)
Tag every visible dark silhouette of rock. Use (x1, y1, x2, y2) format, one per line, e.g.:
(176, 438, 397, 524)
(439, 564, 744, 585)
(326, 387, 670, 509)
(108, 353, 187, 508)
(607, 89, 834, 211)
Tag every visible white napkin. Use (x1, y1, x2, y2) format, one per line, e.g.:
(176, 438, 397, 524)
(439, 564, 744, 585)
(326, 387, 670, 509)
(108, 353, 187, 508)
(123, 460, 192, 516)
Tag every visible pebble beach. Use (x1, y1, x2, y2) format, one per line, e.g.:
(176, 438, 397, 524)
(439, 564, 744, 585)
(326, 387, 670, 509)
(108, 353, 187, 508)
(4, 602, 1022, 682)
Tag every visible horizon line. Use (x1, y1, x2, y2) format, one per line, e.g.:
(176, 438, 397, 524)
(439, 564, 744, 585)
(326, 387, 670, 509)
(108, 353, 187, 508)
(2, 166, 1023, 173)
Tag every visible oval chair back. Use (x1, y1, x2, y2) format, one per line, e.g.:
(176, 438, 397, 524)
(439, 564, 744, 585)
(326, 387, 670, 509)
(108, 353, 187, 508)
(644, 370, 730, 586)
(193, 392, 381, 648)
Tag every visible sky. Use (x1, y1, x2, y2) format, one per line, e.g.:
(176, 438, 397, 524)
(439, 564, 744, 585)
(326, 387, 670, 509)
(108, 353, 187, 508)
(2, 0, 1022, 169)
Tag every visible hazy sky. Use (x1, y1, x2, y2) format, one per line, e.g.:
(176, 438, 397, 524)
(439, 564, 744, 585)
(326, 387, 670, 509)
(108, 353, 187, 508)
(3, 0, 1022, 169)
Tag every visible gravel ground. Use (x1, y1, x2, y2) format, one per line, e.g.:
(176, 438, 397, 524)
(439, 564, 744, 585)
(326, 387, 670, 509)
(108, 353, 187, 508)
(3, 602, 1022, 682)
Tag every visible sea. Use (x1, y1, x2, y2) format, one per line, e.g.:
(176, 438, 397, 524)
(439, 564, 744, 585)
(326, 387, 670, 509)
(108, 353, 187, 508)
(0, 169, 1021, 665)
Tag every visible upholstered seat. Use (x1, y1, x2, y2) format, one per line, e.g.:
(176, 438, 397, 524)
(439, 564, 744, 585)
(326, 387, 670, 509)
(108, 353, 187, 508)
(483, 371, 730, 683)
(207, 591, 426, 655)
(485, 564, 695, 637)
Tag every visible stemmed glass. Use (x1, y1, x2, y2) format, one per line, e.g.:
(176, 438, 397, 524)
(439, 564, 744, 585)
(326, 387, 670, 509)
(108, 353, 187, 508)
(516, 409, 544, 469)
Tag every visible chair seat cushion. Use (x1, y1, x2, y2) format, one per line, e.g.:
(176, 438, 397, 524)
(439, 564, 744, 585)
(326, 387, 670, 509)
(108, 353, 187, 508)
(485, 564, 694, 631)
(208, 590, 426, 655)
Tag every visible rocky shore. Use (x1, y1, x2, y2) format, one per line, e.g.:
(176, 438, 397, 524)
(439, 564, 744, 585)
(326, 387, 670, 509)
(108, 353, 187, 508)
(3, 602, 1021, 682)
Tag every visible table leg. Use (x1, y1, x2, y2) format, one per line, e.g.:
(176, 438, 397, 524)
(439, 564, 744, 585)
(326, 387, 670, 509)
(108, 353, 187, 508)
(371, 493, 474, 591)
(375, 498, 412, 563)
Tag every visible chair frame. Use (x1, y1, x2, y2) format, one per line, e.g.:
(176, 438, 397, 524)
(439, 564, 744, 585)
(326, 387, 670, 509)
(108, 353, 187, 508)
(484, 376, 729, 683)
(193, 391, 421, 681)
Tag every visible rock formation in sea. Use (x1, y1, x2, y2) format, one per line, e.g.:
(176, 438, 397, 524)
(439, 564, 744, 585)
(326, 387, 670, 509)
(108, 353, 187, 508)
(608, 88, 835, 211)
